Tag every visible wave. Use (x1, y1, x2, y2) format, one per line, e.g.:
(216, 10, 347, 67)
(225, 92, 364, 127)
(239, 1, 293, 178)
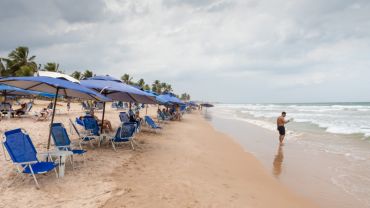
(214, 103, 370, 137)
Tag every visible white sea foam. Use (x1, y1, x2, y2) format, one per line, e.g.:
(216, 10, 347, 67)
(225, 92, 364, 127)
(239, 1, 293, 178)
(216, 103, 370, 138)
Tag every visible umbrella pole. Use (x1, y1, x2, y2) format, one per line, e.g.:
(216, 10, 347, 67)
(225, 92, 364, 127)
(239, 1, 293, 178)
(47, 87, 59, 151)
(101, 101, 106, 134)
(146, 104, 148, 115)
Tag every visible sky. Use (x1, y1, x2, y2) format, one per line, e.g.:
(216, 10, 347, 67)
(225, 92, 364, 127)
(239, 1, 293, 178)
(1, 0, 370, 103)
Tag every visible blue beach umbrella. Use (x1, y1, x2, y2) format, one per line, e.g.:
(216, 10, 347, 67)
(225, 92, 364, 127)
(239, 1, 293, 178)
(157, 93, 185, 106)
(0, 76, 110, 150)
(0, 84, 50, 98)
(144, 90, 169, 105)
(85, 75, 157, 104)
(80, 75, 157, 133)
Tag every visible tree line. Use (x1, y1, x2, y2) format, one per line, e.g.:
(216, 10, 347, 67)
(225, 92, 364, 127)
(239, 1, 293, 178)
(0, 46, 191, 101)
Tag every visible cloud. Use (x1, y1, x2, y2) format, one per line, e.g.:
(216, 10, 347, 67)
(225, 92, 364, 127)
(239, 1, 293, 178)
(1, 0, 370, 102)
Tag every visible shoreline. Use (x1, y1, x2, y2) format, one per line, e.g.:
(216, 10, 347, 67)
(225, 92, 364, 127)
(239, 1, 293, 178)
(207, 108, 368, 208)
(0, 101, 316, 207)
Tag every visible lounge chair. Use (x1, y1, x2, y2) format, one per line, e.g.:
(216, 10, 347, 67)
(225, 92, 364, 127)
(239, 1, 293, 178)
(157, 111, 171, 122)
(69, 118, 99, 147)
(144, 116, 162, 131)
(119, 112, 140, 133)
(110, 123, 137, 151)
(2, 128, 58, 188)
(0, 102, 13, 118)
(51, 123, 86, 166)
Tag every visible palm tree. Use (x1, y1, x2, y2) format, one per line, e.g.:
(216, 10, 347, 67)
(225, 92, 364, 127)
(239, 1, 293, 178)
(82, 70, 93, 79)
(164, 84, 172, 92)
(180, 93, 191, 101)
(71, 71, 82, 80)
(137, 78, 145, 88)
(0, 58, 6, 76)
(160, 82, 167, 92)
(152, 80, 161, 94)
(5, 46, 37, 76)
(143, 84, 151, 91)
(121, 73, 133, 84)
(44, 62, 60, 72)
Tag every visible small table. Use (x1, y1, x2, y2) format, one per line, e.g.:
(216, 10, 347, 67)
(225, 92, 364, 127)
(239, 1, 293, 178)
(39, 150, 73, 178)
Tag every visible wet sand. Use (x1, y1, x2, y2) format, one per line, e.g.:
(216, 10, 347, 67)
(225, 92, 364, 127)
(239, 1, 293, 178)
(208, 110, 367, 208)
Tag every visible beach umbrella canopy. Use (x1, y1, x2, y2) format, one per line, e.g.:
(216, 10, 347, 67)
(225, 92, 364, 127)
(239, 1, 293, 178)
(82, 75, 157, 104)
(81, 76, 157, 133)
(0, 84, 59, 102)
(157, 93, 185, 106)
(201, 103, 214, 108)
(36, 71, 80, 83)
(144, 90, 169, 105)
(0, 76, 110, 150)
(0, 84, 52, 97)
(88, 75, 121, 82)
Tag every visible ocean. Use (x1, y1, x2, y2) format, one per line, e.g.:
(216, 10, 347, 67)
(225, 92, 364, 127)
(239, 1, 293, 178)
(207, 103, 370, 208)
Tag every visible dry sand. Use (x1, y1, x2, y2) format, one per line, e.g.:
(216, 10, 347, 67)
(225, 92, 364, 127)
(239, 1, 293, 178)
(0, 100, 316, 208)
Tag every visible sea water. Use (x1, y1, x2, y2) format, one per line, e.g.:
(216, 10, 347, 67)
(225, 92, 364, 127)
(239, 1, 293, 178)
(208, 103, 370, 208)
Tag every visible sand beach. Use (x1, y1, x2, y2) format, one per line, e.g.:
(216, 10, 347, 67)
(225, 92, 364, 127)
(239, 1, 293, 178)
(0, 100, 316, 208)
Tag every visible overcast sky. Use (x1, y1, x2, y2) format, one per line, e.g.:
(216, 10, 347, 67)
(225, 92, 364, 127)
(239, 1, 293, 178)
(1, 0, 370, 103)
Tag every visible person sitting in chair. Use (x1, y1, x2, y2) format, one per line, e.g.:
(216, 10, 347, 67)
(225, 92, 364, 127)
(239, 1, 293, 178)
(13, 103, 27, 117)
(35, 108, 49, 121)
(89, 109, 113, 132)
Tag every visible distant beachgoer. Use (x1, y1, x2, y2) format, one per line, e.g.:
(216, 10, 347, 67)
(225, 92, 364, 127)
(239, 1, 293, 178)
(67, 100, 71, 112)
(276, 112, 290, 143)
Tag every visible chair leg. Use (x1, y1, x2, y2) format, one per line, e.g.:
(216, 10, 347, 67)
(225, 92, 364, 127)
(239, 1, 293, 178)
(82, 153, 86, 166)
(28, 165, 40, 189)
(130, 141, 135, 150)
(111, 141, 117, 152)
(69, 155, 74, 170)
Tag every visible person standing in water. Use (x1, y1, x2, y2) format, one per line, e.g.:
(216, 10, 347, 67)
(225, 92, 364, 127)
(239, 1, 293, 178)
(277, 112, 290, 143)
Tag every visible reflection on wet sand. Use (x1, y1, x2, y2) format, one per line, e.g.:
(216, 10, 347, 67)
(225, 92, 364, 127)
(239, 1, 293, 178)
(273, 144, 284, 177)
(203, 111, 212, 121)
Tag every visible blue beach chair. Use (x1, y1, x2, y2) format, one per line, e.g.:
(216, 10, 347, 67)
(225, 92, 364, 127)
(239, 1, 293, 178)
(70, 118, 98, 147)
(51, 123, 86, 165)
(2, 128, 58, 188)
(110, 123, 137, 151)
(81, 116, 102, 146)
(144, 116, 162, 131)
(119, 112, 140, 133)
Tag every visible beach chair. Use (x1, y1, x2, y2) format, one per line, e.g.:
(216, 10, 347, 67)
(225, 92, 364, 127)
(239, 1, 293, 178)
(25, 102, 33, 114)
(51, 123, 86, 166)
(81, 116, 107, 146)
(2, 128, 58, 188)
(180, 105, 186, 115)
(19, 102, 33, 117)
(94, 102, 104, 110)
(0, 102, 13, 118)
(111, 102, 118, 109)
(69, 118, 98, 147)
(81, 101, 91, 111)
(119, 112, 140, 133)
(110, 123, 137, 151)
(144, 116, 162, 132)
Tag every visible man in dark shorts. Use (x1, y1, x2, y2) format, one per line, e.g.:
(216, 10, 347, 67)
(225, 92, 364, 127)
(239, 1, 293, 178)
(277, 112, 290, 143)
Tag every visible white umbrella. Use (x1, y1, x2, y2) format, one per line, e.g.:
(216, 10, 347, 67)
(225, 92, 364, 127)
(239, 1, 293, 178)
(36, 71, 80, 83)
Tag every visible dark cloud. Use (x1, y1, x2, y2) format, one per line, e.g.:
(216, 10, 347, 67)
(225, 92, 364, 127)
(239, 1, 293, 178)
(54, 0, 107, 23)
